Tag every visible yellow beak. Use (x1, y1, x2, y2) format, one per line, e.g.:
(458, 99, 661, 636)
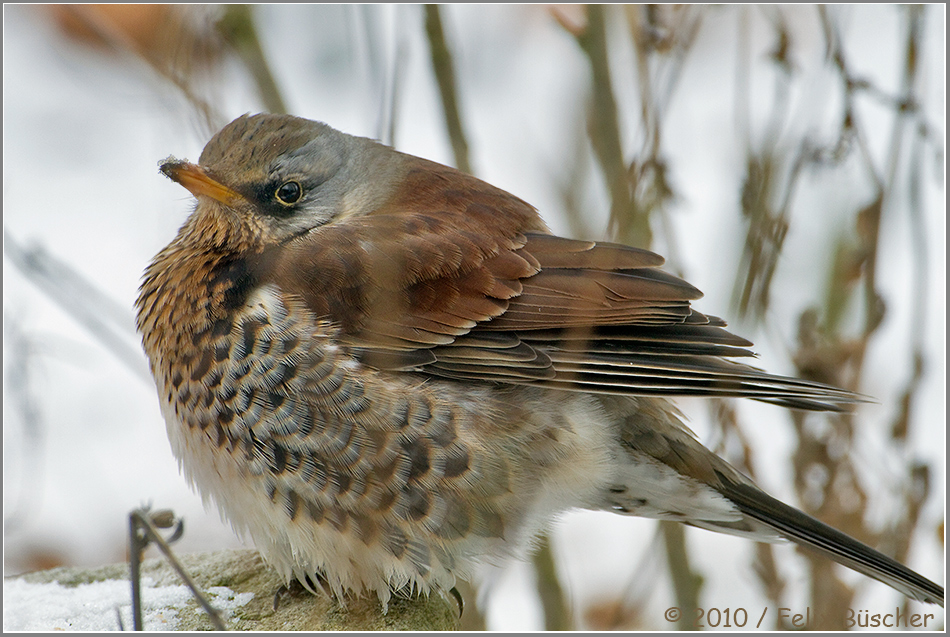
(160, 159, 245, 206)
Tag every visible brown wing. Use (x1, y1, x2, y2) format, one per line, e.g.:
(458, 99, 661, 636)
(258, 160, 858, 411)
(259, 159, 546, 350)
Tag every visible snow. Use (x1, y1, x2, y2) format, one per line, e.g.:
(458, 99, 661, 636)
(2, 576, 253, 632)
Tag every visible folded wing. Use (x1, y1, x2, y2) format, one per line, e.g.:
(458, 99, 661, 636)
(258, 168, 859, 411)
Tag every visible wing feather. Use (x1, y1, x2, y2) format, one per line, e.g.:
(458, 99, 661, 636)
(255, 160, 859, 410)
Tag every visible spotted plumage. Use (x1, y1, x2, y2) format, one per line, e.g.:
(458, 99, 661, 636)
(136, 113, 943, 609)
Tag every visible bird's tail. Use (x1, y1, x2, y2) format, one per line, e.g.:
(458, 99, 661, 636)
(714, 471, 944, 607)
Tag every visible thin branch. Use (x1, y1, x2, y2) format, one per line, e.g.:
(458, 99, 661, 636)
(532, 534, 573, 630)
(129, 508, 226, 631)
(660, 521, 703, 631)
(423, 5, 472, 174)
(51, 5, 224, 132)
(573, 6, 647, 246)
(216, 5, 288, 114)
(2, 317, 46, 534)
(4, 231, 152, 383)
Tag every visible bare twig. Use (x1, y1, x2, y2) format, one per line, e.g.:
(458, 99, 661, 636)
(216, 5, 288, 115)
(53, 5, 224, 133)
(573, 6, 646, 246)
(660, 521, 703, 631)
(4, 231, 151, 383)
(532, 534, 573, 630)
(2, 317, 46, 533)
(129, 507, 226, 631)
(423, 5, 472, 175)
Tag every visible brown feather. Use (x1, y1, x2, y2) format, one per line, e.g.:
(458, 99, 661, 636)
(237, 142, 859, 410)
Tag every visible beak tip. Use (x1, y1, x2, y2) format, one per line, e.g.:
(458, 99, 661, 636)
(159, 157, 187, 183)
(157, 157, 242, 206)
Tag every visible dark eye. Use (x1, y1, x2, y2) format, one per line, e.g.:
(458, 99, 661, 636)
(275, 181, 303, 205)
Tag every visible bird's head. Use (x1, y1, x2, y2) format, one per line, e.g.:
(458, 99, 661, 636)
(160, 113, 407, 250)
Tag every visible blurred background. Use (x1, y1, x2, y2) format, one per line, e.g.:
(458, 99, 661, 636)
(3, 4, 944, 630)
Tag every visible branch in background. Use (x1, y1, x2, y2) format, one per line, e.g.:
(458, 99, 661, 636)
(355, 5, 406, 148)
(729, 11, 887, 618)
(4, 231, 152, 384)
(532, 534, 573, 630)
(731, 7, 796, 323)
(733, 151, 790, 321)
(660, 522, 703, 631)
(872, 1, 932, 576)
(423, 5, 472, 175)
(752, 543, 785, 629)
(48, 4, 225, 132)
(382, 31, 406, 148)
(893, 6, 932, 450)
(217, 4, 289, 115)
(623, 5, 702, 272)
(3, 317, 46, 535)
(3, 230, 154, 554)
(784, 7, 938, 623)
(583, 529, 663, 630)
(551, 5, 940, 628)
(569, 6, 648, 247)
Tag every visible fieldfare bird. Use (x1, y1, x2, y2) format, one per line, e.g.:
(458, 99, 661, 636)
(137, 113, 944, 609)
